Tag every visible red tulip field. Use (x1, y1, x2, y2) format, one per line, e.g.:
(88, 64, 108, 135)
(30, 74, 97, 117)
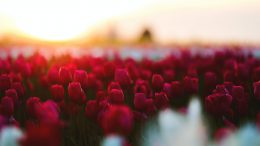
(0, 47, 260, 146)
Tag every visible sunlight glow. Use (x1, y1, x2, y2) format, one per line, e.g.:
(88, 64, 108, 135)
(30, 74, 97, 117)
(0, 0, 154, 41)
(0, 0, 259, 42)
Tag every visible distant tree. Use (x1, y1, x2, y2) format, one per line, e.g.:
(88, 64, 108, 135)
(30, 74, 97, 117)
(139, 28, 153, 43)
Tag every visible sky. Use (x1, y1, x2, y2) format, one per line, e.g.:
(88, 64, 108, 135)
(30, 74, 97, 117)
(0, 0, 260, 44)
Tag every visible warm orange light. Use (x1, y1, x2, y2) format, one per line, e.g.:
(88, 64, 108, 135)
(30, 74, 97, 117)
(0, 0, 154, 41)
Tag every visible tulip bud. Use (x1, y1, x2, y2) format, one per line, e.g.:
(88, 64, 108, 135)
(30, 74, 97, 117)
(101, 105, 133, 136)
(134, 93, 146, 110)
(20, 122, 61, 146)
(152, 74, 164, 91)
(0, 59, 11, 73)
(231, 86, 248, 115)
(5, 89, 18, 103)
(231, 86, 245, 100)
(224, 70, 235, 82)
(73, 70, 88, 89)
(86, 73, 97, 89)
(145, 99, 157, 115)
(68, 82, 86, 104)
(50, 84, 65, 102)
(182, 76, 198, 95)
(163, 69, 175, 82)
(204, 72, 217, 90)
(237, 63, 249, 80)
(171, 81, 183, 98)
(40, 100, 60, 123)
(114, 69, 132, 87)
(96, 90, 107, 102)
(0, 74, 11, 92)
(163, 83, 173, 99)
(103, 62, 116, 79)
(108, 89, 124, 104)
(214, 128, 232, 142)
(154, 92, 169, 109)
(85, 100, 98, 119)
(213, 84, 229, 94)
(223, 82, 234, 93)
(107, 82, 121, 93)
(26, 97, 42, 119)
(0, 96, 14, 117)
(59, 67, 72, 85)
(205, 91, 233, 117)
(93, 66, 105, 80)
(11, 82, 25, 97)
(47, 67, 60, 84)
(140, 69, 152, 80)
(134, 79, 150, 96)
(39, 75, 49, 87)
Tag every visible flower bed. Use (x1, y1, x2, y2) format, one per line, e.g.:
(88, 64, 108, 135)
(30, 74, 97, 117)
(0, 48, 260, 146)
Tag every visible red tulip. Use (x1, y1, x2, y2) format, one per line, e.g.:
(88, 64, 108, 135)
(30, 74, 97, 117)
(231, 86, 246, 100)
(163, 69, 175, 82)
(134, 79, 151, 96)
(236, 63, 250, 80)
(223, 70, 235, 82)
(101, 105, 133, 136)
(171, 81, 183, 98)
(214, 128, 232, 142)
(93, 66, 105, 79)
(40, 100, 60, 123)
(26, 97, 42, 119)
(0, 59, 11, 73)
(59, 66, 72, 85)
(145, 98, 157, 115)
(103, 62, 116, 79)
(96, 90, 107, 102)
(68, 82, 86, 104)
(73, 70, 88, 89)
(11, 82, 25, 97)
(154, 92, 169, 109)
(114, 69, 132, 87)
(108, 89, 124, 104)
(140, 69, 152, 80)
(134, 93, 146, 110)
(231, 86, 248, 115)
(204, 71, 217, 91)
(182, 76, 198, 95)
(152, 74, 164, 91)
(205, 88, 233, 117)
(0, 74, 11, 92)
(86, 73, 97, 89)
(50, 84, 64, 102)
(5, 88, 18, 103)
(85, 100, 98, 119)
(107, 81, 121, 93)
(163, 83, 173, 99)
(20, 122, 61, 146)
(0, 96, 14, 117)
(47, 67, 60, 84)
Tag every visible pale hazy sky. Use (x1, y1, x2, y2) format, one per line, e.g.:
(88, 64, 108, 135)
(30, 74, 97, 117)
(0, 0, 260, 43)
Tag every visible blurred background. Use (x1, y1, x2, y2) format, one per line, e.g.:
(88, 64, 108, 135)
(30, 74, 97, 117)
(0, 0, 260, 46)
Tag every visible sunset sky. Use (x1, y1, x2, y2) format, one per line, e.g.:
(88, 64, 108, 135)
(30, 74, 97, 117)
(0, 0, 260, 44)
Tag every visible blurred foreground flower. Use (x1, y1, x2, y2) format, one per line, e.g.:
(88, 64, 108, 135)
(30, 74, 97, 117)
(142, 98, 206, 146)
(0, 126, 23, 146)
